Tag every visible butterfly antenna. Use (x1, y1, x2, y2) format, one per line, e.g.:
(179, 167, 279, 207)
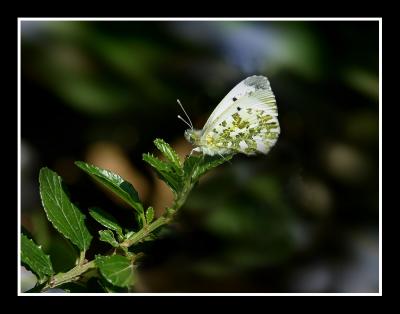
(177, 99, 193, 130)
(177, 115, 192, 129)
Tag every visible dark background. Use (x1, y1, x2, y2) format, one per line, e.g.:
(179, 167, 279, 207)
(20, 20, 379, 292)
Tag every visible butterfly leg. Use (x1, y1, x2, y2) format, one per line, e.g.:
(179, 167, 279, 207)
(217, 152, 232, 164)
(189, 147, 202, 156)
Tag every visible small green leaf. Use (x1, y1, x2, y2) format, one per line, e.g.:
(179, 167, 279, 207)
(21, 234, 54, 282)
(99, 230, 119, 248)
(96, 255, 135, 288)
(98, 278, 128, 293)
(183, 155, 202, 181)
(89, 207, 123, 238)
(75, 161, 143, 215)
(142, 153, 171, 173)
(145, 206, 154, 224)
(143, 153, 182, 193)
(153, 138, 183, 174)
(184, 155, 233, 182)
(125, 230, 135, 238)
(196, 155, 233, 179)
(39, 168, 92, 252)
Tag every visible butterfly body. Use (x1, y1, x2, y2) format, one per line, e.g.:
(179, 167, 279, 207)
(184, 75, 280, 156)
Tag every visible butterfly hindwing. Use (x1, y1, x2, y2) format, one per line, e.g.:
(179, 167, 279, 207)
(200, 91, 280, 155)
(184, 75, 280, 156)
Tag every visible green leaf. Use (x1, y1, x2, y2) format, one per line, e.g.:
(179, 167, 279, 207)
(75, 161, 143, 215)
(184, 155, 233, 182)
(99, 230, 119, 248)
(95, 255, 135, 288)
(143, 153, 182, 193)
(145, 206, 154, 224)
(39, 168, 92, 252)
(21, 234, 54, 282)
(183, 155, 201, 181)
(98, 278, 128, 293)
(89, 207, 123, 238)
(196, 155, 233, 179)
(153, 138, 183, 174)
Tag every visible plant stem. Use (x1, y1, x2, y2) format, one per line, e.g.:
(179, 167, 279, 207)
(78, 251, 85, 265)
(41, 158, 200, 291)
(120, 174, 196, 249)
(120, 216, 170, 248)
(41, 260, 96, 292)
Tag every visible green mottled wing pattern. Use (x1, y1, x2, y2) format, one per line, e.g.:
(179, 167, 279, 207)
(198, 75, 280, 156)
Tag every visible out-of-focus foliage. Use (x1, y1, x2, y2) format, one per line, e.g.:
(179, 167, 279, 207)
(21, 20, 379, 293)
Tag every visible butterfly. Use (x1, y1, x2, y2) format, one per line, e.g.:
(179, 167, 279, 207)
(178, 75, 280, 156)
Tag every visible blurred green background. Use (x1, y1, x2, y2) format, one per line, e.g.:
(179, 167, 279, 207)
(20, 20, 379, 293)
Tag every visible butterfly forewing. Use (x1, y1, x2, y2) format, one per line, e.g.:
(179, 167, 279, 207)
(202, 76, 272, 131)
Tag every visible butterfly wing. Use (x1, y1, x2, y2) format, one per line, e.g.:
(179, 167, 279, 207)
(202, 75, 273, 131)
(199, 78, 280, 155)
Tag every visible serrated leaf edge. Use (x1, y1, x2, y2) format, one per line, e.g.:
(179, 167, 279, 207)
(39, 168, 92, 252)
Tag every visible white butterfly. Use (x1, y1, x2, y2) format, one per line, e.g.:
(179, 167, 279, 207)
(179, 75, 280, 156)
